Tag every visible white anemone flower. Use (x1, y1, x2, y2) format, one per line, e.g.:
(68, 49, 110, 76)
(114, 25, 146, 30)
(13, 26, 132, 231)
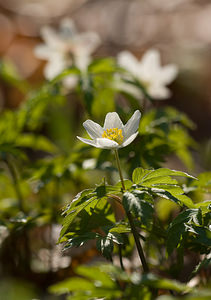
(34, 18, 101, 88)
(77, 110, 141, 149)
(117, 49, 178, 100)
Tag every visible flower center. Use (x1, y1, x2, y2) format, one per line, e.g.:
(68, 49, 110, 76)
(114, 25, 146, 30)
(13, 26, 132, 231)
(102, 128, 123, 145)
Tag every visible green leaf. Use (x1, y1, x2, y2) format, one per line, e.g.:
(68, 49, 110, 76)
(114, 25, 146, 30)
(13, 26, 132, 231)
(49, 277, 94, 294)
(141, 176, 178, 186)
(140, 273, 189, 292)
(95, 184, 121, 198)
(151, 187, 195, 208)
(63, 232, 98, 250)
(132, 168, 150, 184)
(50, 264, 122, 299)
(96, 232, 124, 259)
(20, 83, 65, 130)
(122, 191, 141, 215)
(16, 134, 58, 153)
(191, 172, 211, 193)
(176, 194, 195, 208)
(169, 127, 196, 170)
(115, 179, 133, 190)
(59, 195, 98, 240)
(189, 225, 211, 247)
(132, 168, 195, 193)
(167, 209, 198, 254)
(59, 182, 123, 249)
(0, 59, 29, 93)
(107, 232, 123, 244)
(138, 107, 196, 170)
(194, 200, 211, 212)
(142, 168, 196, 182)
(96, 235, 114, 259)
(109, 223, 131, 234)
(62, 189, 93, 213)
(76, 265, 115, 287)
(89, 57, 116, 74)
(122, 191, 153, 225)
(50, 66, 80, 84)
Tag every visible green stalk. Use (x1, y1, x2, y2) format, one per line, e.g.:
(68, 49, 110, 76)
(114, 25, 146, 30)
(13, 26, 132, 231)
(118, 244, 125, 271)
(5, 157, 24, 212)
(126, 210, 149, 273)
(114, 149, 149, 273)
(114, 149, 125, 190)
(4, 156, 31, 272)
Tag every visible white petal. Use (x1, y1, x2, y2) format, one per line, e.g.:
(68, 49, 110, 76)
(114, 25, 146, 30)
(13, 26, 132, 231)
(159, 64, 178, 85)
(44, 58, 66, 80)
(140, 49, 161, 70)
(73, 32, 101, 56)
(40, 26, 63, 48)
(114, 76, 143, 99)
(148, 84, 171, 99)
(103, 112, 123, 130)
(75, 55, 91, 71)
(120, 132, 139, 148)
(34, 45, 56, 60)
(135, 49, 161, 83)
(123, 110, 141, 139)
(96, 138, 119, 149)
(77, 136, 97, 147)
(117, 51, 139, 76)
(83, 120, 103, 139)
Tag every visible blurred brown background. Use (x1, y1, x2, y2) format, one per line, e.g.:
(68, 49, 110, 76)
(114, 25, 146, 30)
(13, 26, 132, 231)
(0, 0, 211, 140)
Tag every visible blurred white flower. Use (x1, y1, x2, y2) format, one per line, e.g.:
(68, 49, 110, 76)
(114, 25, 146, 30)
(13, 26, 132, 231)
(117, 49, 178, 100)
(82, 158, 96, 169)
(35, 18, 101, 88)
(77, 110, 141, 149)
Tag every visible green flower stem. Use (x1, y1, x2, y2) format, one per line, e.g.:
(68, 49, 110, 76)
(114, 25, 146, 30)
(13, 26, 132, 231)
(114, 149, 125, 190)
(114, 149, 149, 273)
(5, 156, 24, 212)
(118, 244, 125, 271)
(126, 210, 149, 273)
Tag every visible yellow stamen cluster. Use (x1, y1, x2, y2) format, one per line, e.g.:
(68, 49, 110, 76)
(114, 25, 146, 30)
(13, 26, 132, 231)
(102, 128, 123, 145)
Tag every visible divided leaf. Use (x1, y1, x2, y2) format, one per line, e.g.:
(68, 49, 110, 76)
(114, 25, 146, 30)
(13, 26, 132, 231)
(60, 195, 98, 239)
(132, 167, 195, 185)
(167, 209, 200, 254)
(132, 168, 150, 184)
(63, 232, 98, 250)
(122, 191, 153, 225)
(96, 235, 114, 260)
(59, 183, 116, 240)
(132, 167, 195, 208)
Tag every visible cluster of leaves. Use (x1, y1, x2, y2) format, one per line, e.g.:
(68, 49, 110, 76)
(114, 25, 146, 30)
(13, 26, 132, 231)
(49, 263, 193, 300)
(137, 107, 196, 170)
(49, 263, 211, 300)
(59, 167, 210, 259)
(57, 165, 210, 299)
